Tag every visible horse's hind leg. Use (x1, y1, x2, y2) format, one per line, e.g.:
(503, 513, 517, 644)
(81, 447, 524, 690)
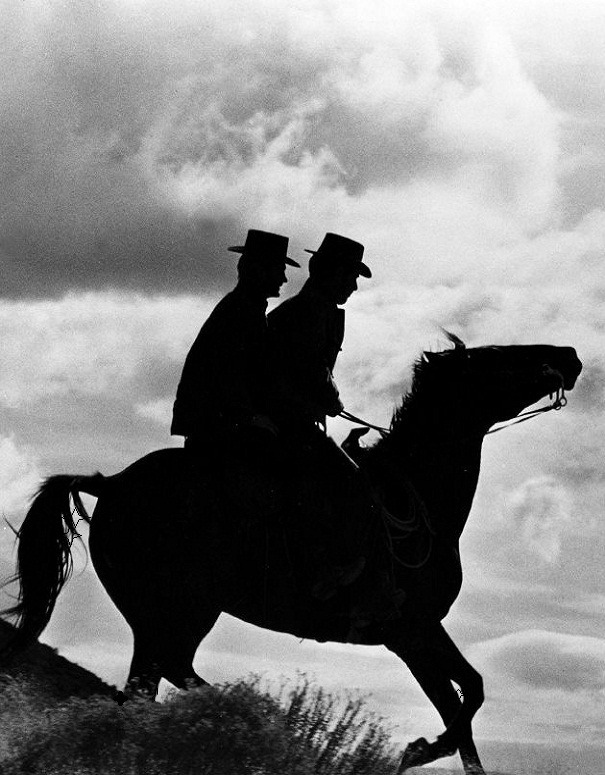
(159, 634, 212, 690)
(125, 636, 164, 699)
(113, 636, 163, 703)
(160, 609, 221, 690)
(119, 635, 200, 702)
(162, 664, 209, 690)
(123, 610, 220, 700)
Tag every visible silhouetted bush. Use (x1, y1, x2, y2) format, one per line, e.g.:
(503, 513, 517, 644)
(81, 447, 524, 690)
(0, 673, 399, 775)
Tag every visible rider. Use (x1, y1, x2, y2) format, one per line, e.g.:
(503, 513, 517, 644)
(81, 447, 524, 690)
(171, 229, 300, 457)
(268, 233, 401, 620)
(268, 232, 366, 431)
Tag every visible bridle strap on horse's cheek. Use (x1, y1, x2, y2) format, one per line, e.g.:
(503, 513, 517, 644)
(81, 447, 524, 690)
(487, 367, 567, 435)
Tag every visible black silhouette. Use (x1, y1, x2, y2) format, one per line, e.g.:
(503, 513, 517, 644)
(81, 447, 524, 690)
(268, 233, 384, 607)
(171, 228, 299, 446)
(269, 232, 370, 429)
(2, 339, 582, 774)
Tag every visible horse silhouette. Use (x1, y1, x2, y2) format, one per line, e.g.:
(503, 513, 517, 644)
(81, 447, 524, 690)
(2, 338, 582, 774)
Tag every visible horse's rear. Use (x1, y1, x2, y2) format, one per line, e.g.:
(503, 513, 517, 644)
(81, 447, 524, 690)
(90, 448, 208, 623)
(88, 448, 226, 691)
(89, 443, 376, 663)
(90, 447, 187, 564)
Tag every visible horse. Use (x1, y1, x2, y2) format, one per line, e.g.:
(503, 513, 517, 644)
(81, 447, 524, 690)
(2, 338, 582, 774)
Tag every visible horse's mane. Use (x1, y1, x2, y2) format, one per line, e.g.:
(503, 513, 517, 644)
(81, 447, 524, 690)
(360, 354, 432, 465)
(389, 355, 432, 432)
(367, 335, 464, 461)
(391, 332, 465, 430)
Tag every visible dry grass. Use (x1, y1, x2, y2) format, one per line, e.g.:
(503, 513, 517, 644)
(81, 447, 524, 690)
(0, 673, 398, 775)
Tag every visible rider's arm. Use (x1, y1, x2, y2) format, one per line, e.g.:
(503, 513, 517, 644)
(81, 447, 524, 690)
(269, 305, 343, 421)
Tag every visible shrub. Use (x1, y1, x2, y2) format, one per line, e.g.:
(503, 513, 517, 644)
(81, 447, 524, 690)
(0, 673, 398, 775)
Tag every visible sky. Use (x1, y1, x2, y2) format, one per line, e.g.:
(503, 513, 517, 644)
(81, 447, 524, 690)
(1, 0, 605, 771)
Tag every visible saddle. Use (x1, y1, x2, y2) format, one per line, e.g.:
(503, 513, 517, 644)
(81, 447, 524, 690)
(182, 432, 378, 573)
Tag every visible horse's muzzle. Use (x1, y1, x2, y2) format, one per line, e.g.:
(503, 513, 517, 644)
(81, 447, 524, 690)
(561, 347, 582, 390)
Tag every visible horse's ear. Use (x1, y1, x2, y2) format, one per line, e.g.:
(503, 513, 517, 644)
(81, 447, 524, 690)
(441, 329, 467, 352)
(424, 351, 441, 364)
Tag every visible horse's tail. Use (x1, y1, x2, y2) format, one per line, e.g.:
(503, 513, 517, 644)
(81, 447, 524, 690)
(1, 472, 105, 654)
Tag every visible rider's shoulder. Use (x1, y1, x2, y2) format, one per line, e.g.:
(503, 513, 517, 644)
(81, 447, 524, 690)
(269, 286, 323, 321)
(208, 287, 260, 321)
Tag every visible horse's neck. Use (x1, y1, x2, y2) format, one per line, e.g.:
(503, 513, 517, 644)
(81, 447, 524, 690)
(378, 412, 485, 541)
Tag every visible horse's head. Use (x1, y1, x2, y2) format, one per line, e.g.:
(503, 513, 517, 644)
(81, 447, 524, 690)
(419, 336, 582, 431)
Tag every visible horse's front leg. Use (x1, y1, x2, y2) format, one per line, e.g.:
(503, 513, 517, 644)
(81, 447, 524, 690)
(387, 621, 485, 775)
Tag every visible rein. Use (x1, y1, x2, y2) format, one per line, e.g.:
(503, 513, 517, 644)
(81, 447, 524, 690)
(339, 367, 568, 439)
(486, 366, 567, 435)
(486, 388, 567, 435)
(338, 409, 390, 437)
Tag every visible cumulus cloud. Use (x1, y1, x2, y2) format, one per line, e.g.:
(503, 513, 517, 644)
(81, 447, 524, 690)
(569, 357, 605, 414)
(463, 629, 605, 747)
(502, 476, 572, 563)
(135, 398, 174, 426)
(0, 436, 42, 569)
(0, 0, 564, 297)
(480, 629, 605, 693)
(0, 435, 41, 519)
(0, 292, 213, 408)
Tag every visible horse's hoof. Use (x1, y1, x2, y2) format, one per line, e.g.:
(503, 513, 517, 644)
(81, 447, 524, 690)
(398, 737, 431, 772)
(113, 690, 128, 706)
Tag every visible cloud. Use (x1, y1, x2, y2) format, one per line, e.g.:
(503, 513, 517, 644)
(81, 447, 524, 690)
(569, 357, 605, 414)
(470, 629, 605, 693)
(463, 629, 605, 747)
(0, 436, 42, 588)
(135, 398, 174, 426)
(0, 292, 212, 408)
(495, 0, 605, 120)
(0, 0, 564, 297)
(502, 476, 571, 563)
(492, 0, 605, 232)
(0, 435, 42, 522)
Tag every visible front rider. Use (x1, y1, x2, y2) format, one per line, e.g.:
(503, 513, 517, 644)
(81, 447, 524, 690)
(268, 233, 402, 623)
(268, 232, 363, 431)
(171, 229, 300, 458)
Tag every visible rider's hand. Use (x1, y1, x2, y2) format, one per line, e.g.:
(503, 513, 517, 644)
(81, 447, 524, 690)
(326, 397, 345, 417)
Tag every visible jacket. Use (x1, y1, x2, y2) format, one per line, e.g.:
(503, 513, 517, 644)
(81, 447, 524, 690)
(268, 280, 345, 428)
(171, 284, 270, 437)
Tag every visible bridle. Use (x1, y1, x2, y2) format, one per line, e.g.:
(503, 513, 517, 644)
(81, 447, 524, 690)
(485, 365, 567, 435)
(339, 365, 568, 439)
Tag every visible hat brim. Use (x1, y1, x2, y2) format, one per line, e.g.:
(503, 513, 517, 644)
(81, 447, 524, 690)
(228, 246, 300, 267)
(304, 249, 372, 278)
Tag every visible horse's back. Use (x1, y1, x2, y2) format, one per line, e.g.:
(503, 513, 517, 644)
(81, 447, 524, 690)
(108, 447, 186, 486)
(90, 447, 188, 558)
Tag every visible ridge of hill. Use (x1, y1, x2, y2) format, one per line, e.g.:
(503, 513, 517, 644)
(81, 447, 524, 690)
(0, 618, 114, 702)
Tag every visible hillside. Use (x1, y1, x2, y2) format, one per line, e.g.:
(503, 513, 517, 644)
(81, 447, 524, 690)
(1, 670, 402, 775)
(0, 618, 114, 703)
(0, 622, 525, 775)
